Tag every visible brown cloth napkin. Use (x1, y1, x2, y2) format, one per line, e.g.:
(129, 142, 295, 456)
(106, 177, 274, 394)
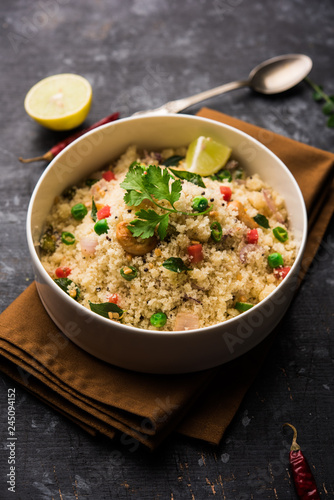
(1, 108, 333, 449)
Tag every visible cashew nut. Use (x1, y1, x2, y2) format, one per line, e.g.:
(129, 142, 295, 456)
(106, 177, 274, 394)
(228, 200, 259, 229)
(116, 221, 157, 256)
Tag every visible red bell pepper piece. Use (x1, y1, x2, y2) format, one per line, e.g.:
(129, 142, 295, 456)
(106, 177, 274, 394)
(97, 205, 111, 220)
(274, 266, 291, 280)
(247, 229, 258, 244)
(55, 267, 71, 278)
(108, 294, 119, 305)
(187, 244, 203, 263)
(102, 171, 116, 182)
(220, 185, 232, 202)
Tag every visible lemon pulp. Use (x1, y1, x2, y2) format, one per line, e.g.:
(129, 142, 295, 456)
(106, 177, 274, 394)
(185, 136, 232, 176)
(24, 74, 92, 131)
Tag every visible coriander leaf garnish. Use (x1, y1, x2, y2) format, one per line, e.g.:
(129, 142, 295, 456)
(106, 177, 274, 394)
(162, 257, 192, 273)
(121, 164, 212, 239)
(91, 196, 97, 222)
(121, 164, 153, 207)
(162, 155, 184, 167)
(169, 169, 206, 188)
(146, 165, 182, 207)
(128, 209, 170, 240)
(88, 300, 123, 319)
(305, 77, 334, 128)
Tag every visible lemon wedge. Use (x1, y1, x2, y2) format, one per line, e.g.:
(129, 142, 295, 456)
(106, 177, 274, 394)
(24, 74, 92, 131)
(185, 136, 232, 176)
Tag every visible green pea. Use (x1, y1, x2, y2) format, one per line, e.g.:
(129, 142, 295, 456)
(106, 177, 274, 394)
(273, 226, 288, 242)
(61, 231, 75, 245)
(94, 218, 109, 235)
(210, 222, 223, 242)
(192, 196, 209, 212)
(120, 266, 138, 281)
(235, 302, 254, 312)
(150, 312, 167, 328)
(268, 252, 284, 268)
(71, 203, 88, 220)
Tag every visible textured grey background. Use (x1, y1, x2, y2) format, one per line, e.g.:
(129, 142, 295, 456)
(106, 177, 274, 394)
(0, 0, 333, 498)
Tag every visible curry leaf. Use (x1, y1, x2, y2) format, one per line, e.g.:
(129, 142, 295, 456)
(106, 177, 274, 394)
(162, 257, 192, 273)
(253, 213, 270, 229)
(54, 278, 80, 300)
(169, 168, 206, 188)
(88, 301, 123, 319)
(162, 155, 184, 167)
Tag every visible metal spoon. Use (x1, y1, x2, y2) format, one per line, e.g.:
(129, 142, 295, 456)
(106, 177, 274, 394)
(134, 54, 312, 116)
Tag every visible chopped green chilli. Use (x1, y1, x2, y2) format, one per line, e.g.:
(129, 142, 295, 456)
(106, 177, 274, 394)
(268, 252, 284, 268)
(210, 221, 223, 242)
(120, 266, 138, 281)
(273, 226, 288, 242)
(192, 196, 209, 212)
(61, 231, 75, 245)
(253, 213, 270, 229)
(40, 226, 56, 253)
(235, 301, 254, 312)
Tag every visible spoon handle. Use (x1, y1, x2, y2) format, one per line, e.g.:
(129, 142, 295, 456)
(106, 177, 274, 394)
(133, 79, 249, 116)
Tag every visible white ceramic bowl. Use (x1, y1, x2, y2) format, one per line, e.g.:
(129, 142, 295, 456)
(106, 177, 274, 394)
(27, 114, 307, 374)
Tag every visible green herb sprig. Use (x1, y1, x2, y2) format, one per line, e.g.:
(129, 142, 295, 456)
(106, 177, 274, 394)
(305, 77, 334, 128)
(120, 164, 211, 240)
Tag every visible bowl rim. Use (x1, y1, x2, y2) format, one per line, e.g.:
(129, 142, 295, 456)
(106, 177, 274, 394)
(26, 113, 308, 338)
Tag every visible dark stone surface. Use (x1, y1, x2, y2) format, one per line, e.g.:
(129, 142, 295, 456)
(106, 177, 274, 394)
(0, 0, 333, 498)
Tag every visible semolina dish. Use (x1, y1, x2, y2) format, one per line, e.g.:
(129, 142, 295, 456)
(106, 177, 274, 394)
(40, 137, 297, 331)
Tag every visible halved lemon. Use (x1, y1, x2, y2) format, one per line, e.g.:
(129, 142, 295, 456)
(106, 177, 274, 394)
(24, 74, 92, 131)
(185, 136, 232, 176)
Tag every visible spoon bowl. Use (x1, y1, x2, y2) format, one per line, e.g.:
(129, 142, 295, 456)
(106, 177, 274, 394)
(249, 54, 313, 94)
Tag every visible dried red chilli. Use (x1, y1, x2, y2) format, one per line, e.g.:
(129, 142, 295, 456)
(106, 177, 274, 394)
(283, 423, 320, 500)
(19, 112, 120, 163)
